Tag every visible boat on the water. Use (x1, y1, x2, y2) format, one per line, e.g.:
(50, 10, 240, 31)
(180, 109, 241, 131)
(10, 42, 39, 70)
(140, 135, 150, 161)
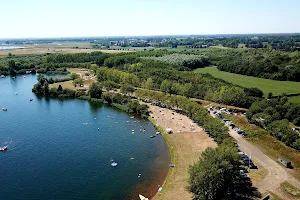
(150, 135, 156, 138)
(111, 162, 117, 167)
(30, 98, 33, 101)
(0, 145, 8, 152)
(139, 194, 149, 200)
(2, 108, 7, 111)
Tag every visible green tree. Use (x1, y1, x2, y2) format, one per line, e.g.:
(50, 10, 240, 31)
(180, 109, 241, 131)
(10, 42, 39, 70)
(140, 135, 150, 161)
(73, 78, 84, 87)
(43, 81, 49, 95)
(142, 78, 153, 91)
(70, 73, 80, 80)
(160, 80, 172, 94)
(120, 83, 134, 95)
(189, 141, 241, 200)
(88, 82, 103, 98)
(57, 85, 63, 93)
(8, 60, 16, 75)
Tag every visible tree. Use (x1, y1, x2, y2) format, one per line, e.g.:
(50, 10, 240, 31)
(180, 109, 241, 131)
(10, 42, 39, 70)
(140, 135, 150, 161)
(88, 82, 102, 98)
(8, 52, 12, 57)
(73, 78, 84, 87)
(57, 85, 63, 93)
(8, 60, 16, 75)
(268, 92, 273, 99)
(120, 83, 134, 95)
(189, 141, 241, 200)
(43, 81, 49, 95)
(160, 80, 172, 94)
(70, 73, 80, 80)
(142, 78, 153, 91)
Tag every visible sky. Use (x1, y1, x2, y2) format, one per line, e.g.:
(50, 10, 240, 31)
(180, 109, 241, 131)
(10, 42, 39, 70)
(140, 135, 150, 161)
(1, 0, 300, 38)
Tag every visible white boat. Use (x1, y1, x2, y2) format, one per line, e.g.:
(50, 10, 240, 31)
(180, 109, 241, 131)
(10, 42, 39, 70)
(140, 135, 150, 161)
(0, 75, 5, 78)
(0, 145, 8, 151)
(156, 131, 160, 135)
(111, 162, 117, 167)
(139, 194, 149, 200)
(15, 92, 18, 95)
(2, 108, 7, 111)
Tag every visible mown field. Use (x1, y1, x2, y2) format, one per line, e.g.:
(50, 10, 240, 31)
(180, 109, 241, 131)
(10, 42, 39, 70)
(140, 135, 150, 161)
(195, 67, 300, 99)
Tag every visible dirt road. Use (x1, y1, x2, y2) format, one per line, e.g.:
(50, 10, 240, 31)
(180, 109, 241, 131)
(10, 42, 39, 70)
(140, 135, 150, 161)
(229, 126, 300, 199)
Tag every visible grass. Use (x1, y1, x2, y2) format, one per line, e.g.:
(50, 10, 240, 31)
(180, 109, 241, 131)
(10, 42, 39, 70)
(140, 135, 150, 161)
(248, 162, 269, 187)
(50, 81, 76, 90)
(195, 67, 300, 98)
(226, 115, 300, 181)
(268, 192, 284, 200)
(288, 96, 300, 104)
(280, 181, 300, 197)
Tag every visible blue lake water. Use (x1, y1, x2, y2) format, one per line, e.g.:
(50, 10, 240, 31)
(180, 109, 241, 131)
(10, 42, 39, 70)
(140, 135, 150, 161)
(0, 75, 170, 200)
(0, 46, 25, 50)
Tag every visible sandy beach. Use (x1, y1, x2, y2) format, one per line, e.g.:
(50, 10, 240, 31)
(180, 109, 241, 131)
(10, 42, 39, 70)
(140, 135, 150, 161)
(146, 104, 217, 200)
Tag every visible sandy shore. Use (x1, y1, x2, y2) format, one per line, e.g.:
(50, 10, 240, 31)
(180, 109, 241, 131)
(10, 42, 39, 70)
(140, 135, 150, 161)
(146, 104, 217, 200)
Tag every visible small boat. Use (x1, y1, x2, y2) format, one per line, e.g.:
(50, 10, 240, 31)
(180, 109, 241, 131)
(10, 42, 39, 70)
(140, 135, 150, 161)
(2, 108, 7, 111)
(15, 92, 18, 95)
(158, 186, 163, 192)
(1, 75, 5, 78)
(30, 98, 33, 101)
(156, 131, 160, 135)
(139, 194, 149, 200)
(150, 135, 156, 138)
(0, 145, 8, 152)
(23, 76, 26, 78)
(111, 162, 117, 167)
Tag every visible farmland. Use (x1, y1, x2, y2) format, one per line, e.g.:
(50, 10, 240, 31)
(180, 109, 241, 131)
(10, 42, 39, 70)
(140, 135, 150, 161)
(0, 42, 133, 56)
(195, 67, 300, 98)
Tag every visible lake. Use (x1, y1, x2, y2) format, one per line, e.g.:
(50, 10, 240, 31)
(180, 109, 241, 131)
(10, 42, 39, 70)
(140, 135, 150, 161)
(0, 75, 170, 200)
(0, 46, 25, 50)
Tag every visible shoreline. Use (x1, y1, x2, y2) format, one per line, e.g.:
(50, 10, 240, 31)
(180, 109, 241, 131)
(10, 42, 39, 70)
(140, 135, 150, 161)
(148, 117, 175, 200)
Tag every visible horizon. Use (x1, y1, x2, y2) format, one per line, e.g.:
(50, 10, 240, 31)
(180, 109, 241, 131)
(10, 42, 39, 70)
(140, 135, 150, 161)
(1, 0, 300, 38)
(1, 32, 300, 40)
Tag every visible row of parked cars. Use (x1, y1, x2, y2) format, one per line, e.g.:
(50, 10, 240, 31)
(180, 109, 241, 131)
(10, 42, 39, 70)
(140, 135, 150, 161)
(211, 109, 247, 136)
(209, 106, 257, 186)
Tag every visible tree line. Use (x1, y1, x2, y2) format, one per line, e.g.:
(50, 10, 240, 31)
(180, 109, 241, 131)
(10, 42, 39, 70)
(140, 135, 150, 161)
(215, 49, 300, 81)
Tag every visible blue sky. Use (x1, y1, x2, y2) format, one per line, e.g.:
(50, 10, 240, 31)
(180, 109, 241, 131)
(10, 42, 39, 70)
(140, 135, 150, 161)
(1, 0, 299, 38)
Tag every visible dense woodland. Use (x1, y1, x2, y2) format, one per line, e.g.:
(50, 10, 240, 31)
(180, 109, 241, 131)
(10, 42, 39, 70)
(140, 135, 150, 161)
(216, 49, 300, 81)
(247, 96, 300, 150)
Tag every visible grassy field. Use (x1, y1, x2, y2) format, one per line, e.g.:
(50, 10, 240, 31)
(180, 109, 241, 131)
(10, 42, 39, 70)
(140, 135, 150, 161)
(195, 67, 300, 98)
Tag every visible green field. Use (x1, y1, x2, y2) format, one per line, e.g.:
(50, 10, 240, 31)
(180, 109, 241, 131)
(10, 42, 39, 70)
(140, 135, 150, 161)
(195, 67, 300, 99)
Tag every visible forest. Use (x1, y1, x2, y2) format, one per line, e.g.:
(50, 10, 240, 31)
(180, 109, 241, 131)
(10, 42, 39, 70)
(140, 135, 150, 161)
(215, 49, 300, 81)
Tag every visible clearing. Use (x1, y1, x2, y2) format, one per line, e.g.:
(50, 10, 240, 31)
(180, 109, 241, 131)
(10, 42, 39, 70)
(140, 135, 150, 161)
(195, 67, 300, 97)
(50, 68, 96, 90)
